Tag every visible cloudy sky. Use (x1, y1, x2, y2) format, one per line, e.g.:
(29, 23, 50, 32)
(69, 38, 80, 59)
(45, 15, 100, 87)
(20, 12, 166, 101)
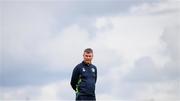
(0, 0, 180, 101)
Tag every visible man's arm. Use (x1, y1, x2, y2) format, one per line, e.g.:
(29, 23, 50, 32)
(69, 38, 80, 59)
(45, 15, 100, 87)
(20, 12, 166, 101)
(70, 65, 79, 91)
(95, 67, 97, 83)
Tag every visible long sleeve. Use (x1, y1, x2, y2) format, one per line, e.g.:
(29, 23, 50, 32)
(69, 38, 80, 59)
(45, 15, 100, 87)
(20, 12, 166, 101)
(70, 65, 79, 91)
(95, 67, 97, 83)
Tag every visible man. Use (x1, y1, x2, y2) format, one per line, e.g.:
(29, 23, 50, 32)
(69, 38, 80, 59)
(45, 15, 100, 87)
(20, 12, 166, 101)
(70, 48, 97, 101)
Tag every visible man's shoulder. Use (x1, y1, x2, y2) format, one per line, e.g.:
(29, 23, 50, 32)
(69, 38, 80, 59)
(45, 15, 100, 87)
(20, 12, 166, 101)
(91, 64, 97, 69)
(75, 62, 83, 69)
(75, 62, 97, 69)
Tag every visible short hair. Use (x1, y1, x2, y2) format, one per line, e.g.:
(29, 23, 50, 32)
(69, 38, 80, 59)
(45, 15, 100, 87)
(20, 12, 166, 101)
(84, 48, 93, 53)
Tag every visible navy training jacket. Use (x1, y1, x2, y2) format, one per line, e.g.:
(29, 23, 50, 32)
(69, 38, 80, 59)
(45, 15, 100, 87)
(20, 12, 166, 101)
(70, 61, 97, 96)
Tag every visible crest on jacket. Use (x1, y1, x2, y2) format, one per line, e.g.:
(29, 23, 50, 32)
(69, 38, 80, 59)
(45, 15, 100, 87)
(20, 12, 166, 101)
(91, 68, 95, 72)
(82, 68, 86, 72)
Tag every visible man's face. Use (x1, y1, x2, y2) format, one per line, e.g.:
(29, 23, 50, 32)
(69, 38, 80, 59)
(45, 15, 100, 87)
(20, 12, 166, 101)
(83, 52, 93, 64)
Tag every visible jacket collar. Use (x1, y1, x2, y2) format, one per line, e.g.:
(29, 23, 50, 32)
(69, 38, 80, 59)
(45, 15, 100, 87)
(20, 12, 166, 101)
(82, 61, 91, 67)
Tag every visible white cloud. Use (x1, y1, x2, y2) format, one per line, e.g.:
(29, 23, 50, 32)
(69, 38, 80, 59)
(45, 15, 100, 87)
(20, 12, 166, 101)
(39, 24, 91, 71)
(1, 86, 41, 100)
(37, 80, 74, 100)
(38, 83, 59, 100)
(92, 13, 173, 76)
(1, 80, 74, 100)
(134, 82, 180, 101)
(95, 1, 179, 100)
(95, 17, 112, 30)
(130, 0, 180, 15)
(1, 0, 179, 101)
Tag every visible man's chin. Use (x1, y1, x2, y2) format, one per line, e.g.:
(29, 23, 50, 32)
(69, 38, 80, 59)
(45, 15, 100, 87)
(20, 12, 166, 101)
(84, 61, 91, 64)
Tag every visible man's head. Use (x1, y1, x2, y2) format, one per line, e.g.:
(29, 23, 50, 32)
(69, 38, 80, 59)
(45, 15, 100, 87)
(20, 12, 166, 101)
(83, 48, 93, 64)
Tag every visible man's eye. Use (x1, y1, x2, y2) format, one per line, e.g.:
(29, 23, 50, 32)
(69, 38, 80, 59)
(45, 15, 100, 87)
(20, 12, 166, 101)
(85, 55, 91, 57)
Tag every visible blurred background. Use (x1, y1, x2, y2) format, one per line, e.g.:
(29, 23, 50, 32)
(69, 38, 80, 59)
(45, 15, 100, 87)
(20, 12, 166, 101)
(0, 0, 180, 101)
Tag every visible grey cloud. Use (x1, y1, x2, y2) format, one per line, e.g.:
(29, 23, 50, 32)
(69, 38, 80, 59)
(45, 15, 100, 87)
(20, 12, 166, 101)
(1, 1, 179, 100)
(161, 25, 180, 61)
(123, 56, 161, 82)
(150, 8, 180, 15)
(123, 25, 180, 83)
(122, 56, 179, 83)
(103, 20, 180, 101)
(116, 56, 179, 100)
(0, 0, 164, 94)
(1, 64, 71, 87)
(160, 25, 180, 80)
(53, 0, 160, 33)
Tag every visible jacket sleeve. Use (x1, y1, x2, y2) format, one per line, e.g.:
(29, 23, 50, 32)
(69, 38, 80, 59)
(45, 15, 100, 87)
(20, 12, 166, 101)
(70, 65, 80, 91)
(95, 66, 97, 83)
